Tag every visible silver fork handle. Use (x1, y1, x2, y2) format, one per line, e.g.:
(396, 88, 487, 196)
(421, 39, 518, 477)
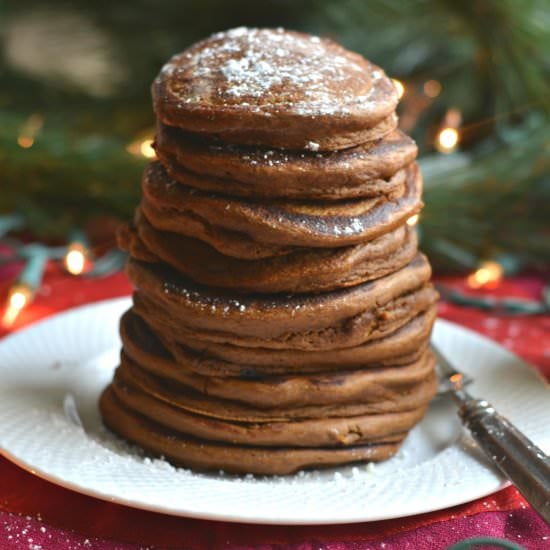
(458, 397, 550, 524)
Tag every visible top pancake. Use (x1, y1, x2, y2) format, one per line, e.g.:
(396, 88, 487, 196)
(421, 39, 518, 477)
(152, 27, 398, 150)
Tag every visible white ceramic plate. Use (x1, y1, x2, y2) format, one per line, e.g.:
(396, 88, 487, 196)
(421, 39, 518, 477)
(0, 297, 549, 524)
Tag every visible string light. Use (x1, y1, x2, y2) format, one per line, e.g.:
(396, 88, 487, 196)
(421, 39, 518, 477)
(0, 224, 96, 329)
(1, 244, 50, 327)
(17, 114, 44, 149)
(436, 107, 462, 153)
(127, 133, 156, 159)
(436, 127, 459, 153)
(2, 284, 33, 327)
(392, 79, 405, 99)
(423, 80, 441, 98)
(65, 243, 87, 275)
(139, 139, 156, 158)
(406, 214, 419, 226)
(17, 135, 34, 149)
(467, 261, 504, 289)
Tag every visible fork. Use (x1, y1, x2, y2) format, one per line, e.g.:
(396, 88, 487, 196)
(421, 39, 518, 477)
(432, 343, 550, 524)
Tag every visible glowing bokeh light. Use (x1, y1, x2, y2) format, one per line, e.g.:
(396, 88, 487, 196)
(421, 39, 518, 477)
(467, 261, 503, 289)
(65, 245, 86, 275)
(436, 127, 459, 153)
(140, 139, 156, 159)
(2, 285, 32, 327)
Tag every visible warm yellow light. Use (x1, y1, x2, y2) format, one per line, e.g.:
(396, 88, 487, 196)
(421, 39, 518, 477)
(17, 136, 34, 149)
(406, 214, 419, 226)
(392, 79, 405, 99)
(65, 244, 86, 275)
(127, 135, 156, 159)
(17, 114, 44, 149)
(467, 261, 504, 289)
(423, 80, 441, 98)
(9, 289, 28, 310)
(436, 127, 459, 153)
(140, 139, 156, 159)
(2, 285, 32, 327)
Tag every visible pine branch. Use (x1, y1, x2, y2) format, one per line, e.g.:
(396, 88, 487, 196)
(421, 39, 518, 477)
(2, 0, 549, 270)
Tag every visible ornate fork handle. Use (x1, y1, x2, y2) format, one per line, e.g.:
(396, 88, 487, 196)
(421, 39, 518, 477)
(457, 395, 550, 524)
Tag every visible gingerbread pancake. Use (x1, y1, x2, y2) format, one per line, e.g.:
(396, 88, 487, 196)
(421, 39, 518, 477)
(134, 285, 437, 351)
(120, 311, 436, 409)
(100, 388, 401, 475)
(141, 162, 422, 252)
(122, 309, 427, 379)
(120, 212, 418, 293)
(155, 126, 416, 200)
(109, 374, 425, 447)
(160, 308, 436, 374)
(114, 355, 437, 422)
(152, 27, 398, 151)
(125, 253, 433, 341)
(159, 154, 406, 202)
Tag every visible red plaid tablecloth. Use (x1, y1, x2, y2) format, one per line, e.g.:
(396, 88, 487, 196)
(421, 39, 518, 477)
(0, 265, 549, 549)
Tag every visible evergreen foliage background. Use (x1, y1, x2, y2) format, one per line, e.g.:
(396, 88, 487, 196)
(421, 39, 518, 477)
(1, 0, 549, 272)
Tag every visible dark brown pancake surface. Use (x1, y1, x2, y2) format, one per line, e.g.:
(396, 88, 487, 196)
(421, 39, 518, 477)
(121, 307, 427, 379)
(163, 307, 437, 372)
(114, 356, 437, 422)
(100, 387, 401, 475)
(125, 253, 432, 339)
(134, 284, 437, 351)
(155, 126, 416, 200)
(120, 310, 437, 409)
(141, 162, 422, 251)
(120, 213, 418, 293)
(111, 372, 426, 447)
(152, 28, 398, 151)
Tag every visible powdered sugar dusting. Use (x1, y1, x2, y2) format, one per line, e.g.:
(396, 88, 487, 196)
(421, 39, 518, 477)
(305, 141, 320, 151)
(159, 27, 387, 116)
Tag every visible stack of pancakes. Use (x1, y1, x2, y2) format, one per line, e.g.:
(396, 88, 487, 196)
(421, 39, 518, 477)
(100, 27, 439, 475)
